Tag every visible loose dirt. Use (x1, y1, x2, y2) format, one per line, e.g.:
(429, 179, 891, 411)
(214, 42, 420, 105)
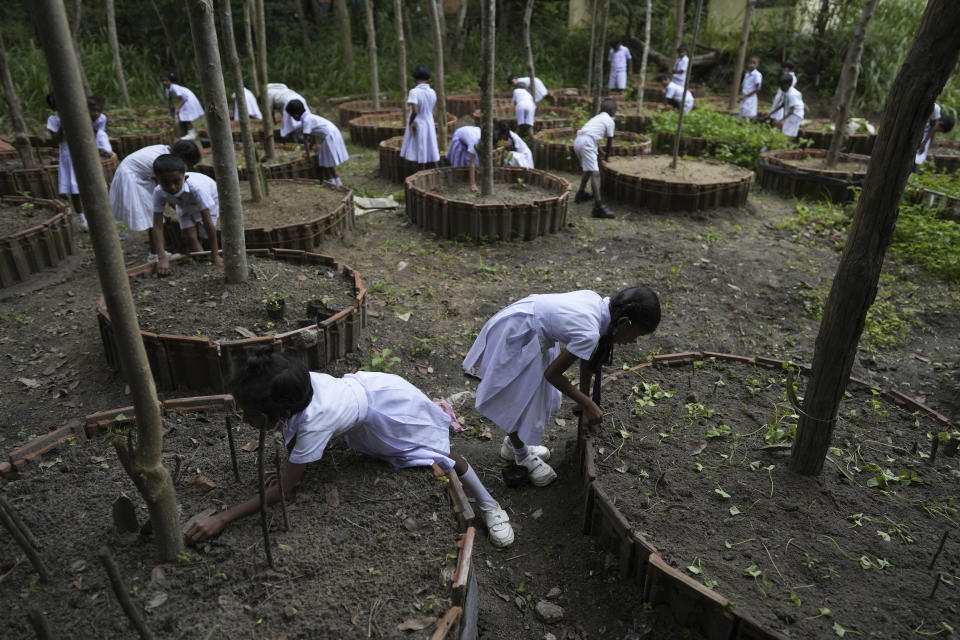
(427, 180, 561, 204)
(605, 155, 752, 183)
(0, 201, 62, 238)
(238, 180, 347, 230)
(780, 156, 869, 173)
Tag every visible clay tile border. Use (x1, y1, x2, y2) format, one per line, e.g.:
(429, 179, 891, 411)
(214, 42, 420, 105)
(451, 527, 475, 598)
(645, 554, 735, 636)
(430, 606, 463, 640)
(7, 421, 83, 472)
(652, 351, 702, 366)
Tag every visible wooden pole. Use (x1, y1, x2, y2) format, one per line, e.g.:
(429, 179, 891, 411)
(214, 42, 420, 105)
(364, 0, 380, 109)
(335, 0, 356, 90)
(671, 0, 703, 170)
(523, 0, 536, 100)
(69, 0, 92, 96)
(636, 0, 651, 115)
(0, 496, 40, 550)
(0, 31, 38, 169)
(226, 415, 241, 481)
(253, 0, 274, 160)
(0, 501, 50, 583)
(673, 0, 684, 54)
(274, 446, 289, 531)
(727, 0, 755, 113)
(257, 420, 274, 568)
(242, 0, 260, 98)
(27, 607, 53, 640)
(427, 0, 448, 148)
(587, 0, 597, 92)
(592, 0, 609, 114)
(453, 0, 469, 64)
(98, 547, 156, 640)
(106, 0, 131, 108)
(479, 0, 496, 195)
(395, 0, 408, 102)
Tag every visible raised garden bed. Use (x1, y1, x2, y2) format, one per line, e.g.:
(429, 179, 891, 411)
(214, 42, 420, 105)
(0, 195, 74, 289)
(96, 249, 366, 392)
(446, 92, 513, 118)
(929, 140, 960, 173)
(580, 352, 958, 640)
(0, 149, 119, 199)
(349, 112, 459, 149)
(601, 155, 754, 212)
(757, 148, 869, 203)
(908, 171, 960, 222)
(697, 96, 774, 117)
(193, 143, 320, 181)
(31, 107, 177, 160)
(336, 98, 405, 127)
(404, 166, 569, 241)
(470, 106, 576, 133)
(799, 119, 877, 155)
(533, 127, 652, 172)
(378, 135, 505, 184)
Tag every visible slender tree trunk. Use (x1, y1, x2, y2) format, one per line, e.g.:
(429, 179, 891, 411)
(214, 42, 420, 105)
(290, 0, 312, 50)
(523, 0, 536, 98)
(479, 0, 495, 195)
(587, 0, 597, 92)
(186, 0, 248, 284)
(69, 0, 92, 95)
(790, 0, 960, 476)
(403, 2, 414, 60)
(435, 0, 448, 73)
(221, 0, 263, 202)
(364, 0, 380, 109)
(149, 0, 187, 81)
(254, 0, 274, 159)
(426, 0, 448, 148)
(34, 0, 182, 562)
(592, 0, 609, 113)
(335, 0, 355, 90)
(727, 0, 755, 113)
(395, 0, 408, 101)
(636, 0, 651, 115)
(106, 0, 131, 108)
(825, 0, 879, 167)
(673, 0, 684, 54)
(242, 0, 260, 98)
(453, 0, 469, 64)
(671, 0, 703, 169)
(0, 32, 38, 169)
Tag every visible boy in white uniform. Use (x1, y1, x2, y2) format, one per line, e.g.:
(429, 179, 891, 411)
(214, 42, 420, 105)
(672, 44, 689, 87)
(509, 77, 537, 140)
(512, 76, 549, 103)
(659, 74, 694, 114)
(772, 74, 804, 139)
(768, 60, 796, 121)
(573, 99, 617, 219)
(739, 56, 763, 119)
(608, 38, 632, 92)
(151, 155, 221, 277)
(915, 103, 955, 166)
(232, 87, 263, 121)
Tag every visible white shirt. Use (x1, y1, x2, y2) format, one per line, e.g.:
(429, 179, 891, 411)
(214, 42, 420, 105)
(301, 113, 336, 138)
(47, 114, 112, 153)
(152, 172, 218, 217)
(513, 87, 535, 108)
(665, 82, 694, 113)
(741, 69, 762, 97)
(283, 373, 368, 464)
(532, 291, 611, 361)
(516, 77, 548, 102)
(782, 87, 804, 120)
(608, 46, 632, 71)
(232, 87, 263, 120)
(577, 112, 616, 143)
(672, 55, 689, 86)
(917, 103, 942, 164)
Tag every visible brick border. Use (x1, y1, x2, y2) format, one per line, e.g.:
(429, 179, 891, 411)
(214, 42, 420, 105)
(533, 128, 652, 173)
(0, 195, 75, 289)
(912, 186, 960, 223)
(0, 150, 118, 200)
(756, 148, 869, 203)
(349, 113, 458, 149)
(798, 119, 877, 156)
(929, 140, 960, 173)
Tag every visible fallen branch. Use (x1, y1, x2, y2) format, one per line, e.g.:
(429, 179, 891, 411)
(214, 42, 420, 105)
(0, 500, 50, 583)
(98, 547, 155, 640)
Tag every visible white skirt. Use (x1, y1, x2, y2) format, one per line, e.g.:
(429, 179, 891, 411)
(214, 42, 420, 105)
(316, 126, 349, 167)
(400, 115, 441, 163)
(57, 143, 77, 195)
(109, 167, 156, 231)
(177, 89, 205, 123)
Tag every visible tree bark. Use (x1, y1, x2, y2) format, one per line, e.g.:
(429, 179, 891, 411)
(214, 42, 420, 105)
(790, 0, 960, 476)
(673, 0, 684, 54)
(220, 0, 263, 202)
(149, 0, 187, 81)
(335, 0, 356, 90)
(364, 0, 380, 109)
(34, 0, 182, 562)
(403, 2, 414, 59)
(186, 0, 248, 284)
(106, 0, 131, 108)
(587, 0, 597, 94)
(727, 0, 755, 113)
(479, 0, 495, 195)
(670, 0, 703, 169)
(636, 0, 651, 115)
(523, 0, 536, 98)
(825, 0, 879, 167)
(0, 32, 38, 169)
(395, 0, 408, 101)
(453, 0, 469, 64)
(290, 0, 312, 50)
(427, 0, 448, 148)
(254, 0, 275, 159)
(242, 0, 260, 98)
(436, 0, 448, 71)
(69, 0, 92, 96)
(592, 0, 609, 113)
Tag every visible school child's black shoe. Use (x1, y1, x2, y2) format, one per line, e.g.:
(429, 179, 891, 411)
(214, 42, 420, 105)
(592, 202, 615, 219)
(574, 190, 593, 204)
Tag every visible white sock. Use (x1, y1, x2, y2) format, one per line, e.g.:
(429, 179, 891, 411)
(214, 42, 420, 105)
(76, 213, 87, 223)
(332, 177, 342, 185)
(513, 444, 530, 464)
(459, 465, 499, 512)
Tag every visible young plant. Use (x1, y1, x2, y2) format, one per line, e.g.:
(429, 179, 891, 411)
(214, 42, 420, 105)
(262, 292, 286, 311)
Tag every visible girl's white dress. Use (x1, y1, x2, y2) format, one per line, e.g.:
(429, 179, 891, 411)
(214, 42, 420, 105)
(166, 83, 204, 122)
(266, 83, 309, 137)
(48, 115, 113, 195)
(463, 291, 611, 445)
(283, 371, 454, 470)
(109, 144, 171, 231)
(504, 131, 534, 169)
(233, 87, 263, 120)
(513, 87, 536, 127)
(400, 83, 441, 163)
(447, 126, 481, 167)
(301, 114, 349, 167)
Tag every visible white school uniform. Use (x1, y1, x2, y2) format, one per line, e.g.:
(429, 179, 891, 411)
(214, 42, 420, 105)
(48, 115, 113, 195)
(915, 103, 941, 165)
(400, 83, 441, 164)
(513, 87, 536, 127)
(504, 131, 534, 169)
(516, 76, 549, 103)
(152, 172, 219, 237)
(93, 113, 107, 132)
(301, 113, 349, 167)
(165, 83, 204, 123)
(672, 54, 689, 86)
(232, 87, 263, 120)
(109, 144, 172, 231)
(770, 71, 797, 120)
(739, 69, 762, 118)
(780, 87, 805, 138)
(282, 371, 454, 470)
(463, 291, 611, 446)
(608, 46, 632, 90)
(448, 126, 481, 167)
(665, 81, 694, 114)
(573, 112, 615, 173)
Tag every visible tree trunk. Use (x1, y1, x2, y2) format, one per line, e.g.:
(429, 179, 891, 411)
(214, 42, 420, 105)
(523, 0, 536, 98)
(149, 0, 187, 81)
(34, 0, 182, 562)
(727, 0, 755, 113)
(186, 0, 248, 284)
(69, 0, 92, 96)
(479, 0, 495, 195)
(242, 0, 260, 98)
(426, 0, 448, 148)
(825, 0, 879, 168)
(592, 0, 609, 113)
(670, 0, 703, 169)
(364, 0, 380, 109)
(106, 0, 131, 108)
(790, 0, 960, 476)
(335, 0, 355, 90)
(290, 0, 312, 50)
(395, 0, 408, 101)
(403, 2, 414, 60)
(436, 0, 448, 68)
(0, 32, 38, 169)
(673, 0, 684, 54)
(221, 0, 263, 202)
(636, 0, 651, 115)
(254, 0, 274, 159)
(453, 0, 469, 64)
(587, 0, 597, 93)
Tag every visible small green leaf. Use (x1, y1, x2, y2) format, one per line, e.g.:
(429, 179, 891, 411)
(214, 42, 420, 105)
(704, 578, 718, 588)
(819, 607, 834, 618)
(876, 558, 891, 569)
(687, 563, 702, 575)
(743, 564, 761, 578)
(789, 590, 802, 607)
(715, 487, 731, 500)
(749, 460, 761, 471)
(833, 622, 846, 637)
(724, 540, 733, 549)
(693, 462, 703, 472)
(858, 555, 872, 569)
(729, 505, 741, 516)
(876, 530, 890, 542)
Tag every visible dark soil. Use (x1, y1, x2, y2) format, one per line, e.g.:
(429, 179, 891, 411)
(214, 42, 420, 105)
(538, 129, 647, 149)
(0, 152, 57, 172)
(239, 180, 347, 230)
(781, 157, 869, 173)
(104, 107, 173, 136)
(427, 180, 561, 205)
(195, 146, 304, 173)
(0, 201, 61, 237)
(605, 155, 752, 183)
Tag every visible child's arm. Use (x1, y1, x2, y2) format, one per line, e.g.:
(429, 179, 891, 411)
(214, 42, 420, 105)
(185, 460, 306, 543)
(468, 158, 478, 192)
(201, 208, 222, 267)
(408, 103, 419, 134)
(152, 210, 171, 276)
(544, 348, 602, 425)
(603, 136, 613, 160)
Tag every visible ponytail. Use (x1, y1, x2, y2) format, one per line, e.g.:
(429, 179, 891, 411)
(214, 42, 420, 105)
(231, 346, 313, 422)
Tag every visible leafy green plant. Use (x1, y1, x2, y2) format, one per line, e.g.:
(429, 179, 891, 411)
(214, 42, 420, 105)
(360, 348, 401, 373)
(262, 292, 286, 311)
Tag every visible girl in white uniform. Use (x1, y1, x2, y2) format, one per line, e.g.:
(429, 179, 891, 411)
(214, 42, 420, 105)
(160, 73, 204, 139)
(915, 103, 955, 166)
(513, 76, 549, 103)
(508, 75, 537, 140)
(267, 83, 310, 140)
(400, 65, 441, 170)
(463, 287, 661, 486)
(232, 87, 263, 121)
(184, 348, 515, 548)
(447, 125, 482, 192)
(285, 100, 349, 185)
(495, 121, 534, 169)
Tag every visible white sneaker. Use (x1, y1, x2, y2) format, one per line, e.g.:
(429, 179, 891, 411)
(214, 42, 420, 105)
(180, 129, 198, 141)
(499, 436, 551, 463)
(76, 214, 89, 232)
(481, 507, 515, 548)
(518, 453, 557, 487)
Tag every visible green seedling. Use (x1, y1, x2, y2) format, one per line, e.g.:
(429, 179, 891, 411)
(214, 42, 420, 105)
(685, 401, 715, 420)
(705, 424, 731, 438)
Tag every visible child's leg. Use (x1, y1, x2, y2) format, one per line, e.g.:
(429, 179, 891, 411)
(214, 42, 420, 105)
(178, 121, 191, 137)
(451, 452, 499, 512)
(69, 194, 83, 214)
(590, 171, 602, 203)
(181, 226, 204, 253)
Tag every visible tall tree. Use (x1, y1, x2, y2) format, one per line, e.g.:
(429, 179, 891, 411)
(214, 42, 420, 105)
(186, 0, 248, 284)
(290, 0, 312, 50)
(670, 0, 703, 169)
(673, 0, 684, 54)
(636, 0, 651, 115)
(790, 0, 960, 476)
(587, 0, 597, 93)
(69, 0, 92, 95)
(254, 0, 275, 159)
(395, 0, 408, 101)
(35, 0, 182, 562)
(149, 0, 187, 81)
(0, 32, 38, 169)
(726, 0, 756, 113)
(364, 0, 380, 109)
(242, 0, 260, 98)
(522, 0, 536, 98)
(453, 0, 469, 64)
(427, 0, 448, 148)
(479, 0, 495, 195)
(825, 0, 880, 167)
(592, 0, 609, 113)
(335, 0, 355, 90)
(105, 0, 131, 108)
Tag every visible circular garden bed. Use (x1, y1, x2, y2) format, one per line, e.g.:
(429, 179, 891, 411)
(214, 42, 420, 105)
(601, 155, 754, 211)
(908, 171, 960, 223)
(349, 113, 458, 149)
(0, 194, 75, 289)
(378, 135, 505, 184)
(799, 119, 877, 156)
(757, 148, 869, 202)
(193, 143, 320, 181)
(929, 140, 960, 173)
(446, 92, 513, 118)
(31, 107, 176, 160)
(697, 96, 773, 117)
(470, 106, 577, 132)
(533, 127, 651, 172)
(404, 166, 569, 241)
(0, 149, 118, 199)
(336, 98, 405, 127)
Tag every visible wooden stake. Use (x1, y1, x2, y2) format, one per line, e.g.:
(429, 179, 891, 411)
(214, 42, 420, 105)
(928, 529, 948, 570)
(257, 419, 274, 568)
(929, 572, 943, 599)
(27, 606, 52, 640)
(0, 496, 41, 550)
(98, 547, 155, 640)
(225, 415, 241, 482)
(0, 500, 51, 583)
(274, 446, 289, 532)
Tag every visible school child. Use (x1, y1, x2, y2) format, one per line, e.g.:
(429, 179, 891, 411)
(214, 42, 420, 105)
(160, 73, 204, 140)
(184, 348, 515, 548)
(739, 56, 763, 119)
(285, 100, 348, 185)
(495, 121, 534, 169)
(511, 76, 549, 103)
(267, 83, 310, 140)
(463, 287, 661, 486)
(232, 86, 263, 121)
(109, 140, 200, 262)
(672, 44, 689, 87)
(607, 38, 633, 92)
(572, 99, 617, 219)
(447, 125, 482, 192)
(47, 94, 113, 232)
(915, 103, 955, 166)
(400, 65, 441, 171)
(658, 74, 694, 114)
(768, 60, 796, 121)
(150, 154, 221, 276)
(509, 75, 537, 140)
(771, 74, 804, 140)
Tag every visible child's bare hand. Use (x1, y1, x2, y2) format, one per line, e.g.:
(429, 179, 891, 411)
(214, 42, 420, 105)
(184, 513, 224, 543)
(263, 471, 279, 487)
(410, 122, 417, 134)
(583, 401, 603, 426)
(156, 255, 171, 277)
(470, 183, 479, 193)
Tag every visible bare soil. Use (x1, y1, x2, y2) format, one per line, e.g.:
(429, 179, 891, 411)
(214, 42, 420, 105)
(605, 155, 752, 183)
(781, 157, 869, 173)
(238, 180, 347, 230)
(0, 201, 61, 237)
(427, 180, 561, 205)
(195, 146, 304, 173)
